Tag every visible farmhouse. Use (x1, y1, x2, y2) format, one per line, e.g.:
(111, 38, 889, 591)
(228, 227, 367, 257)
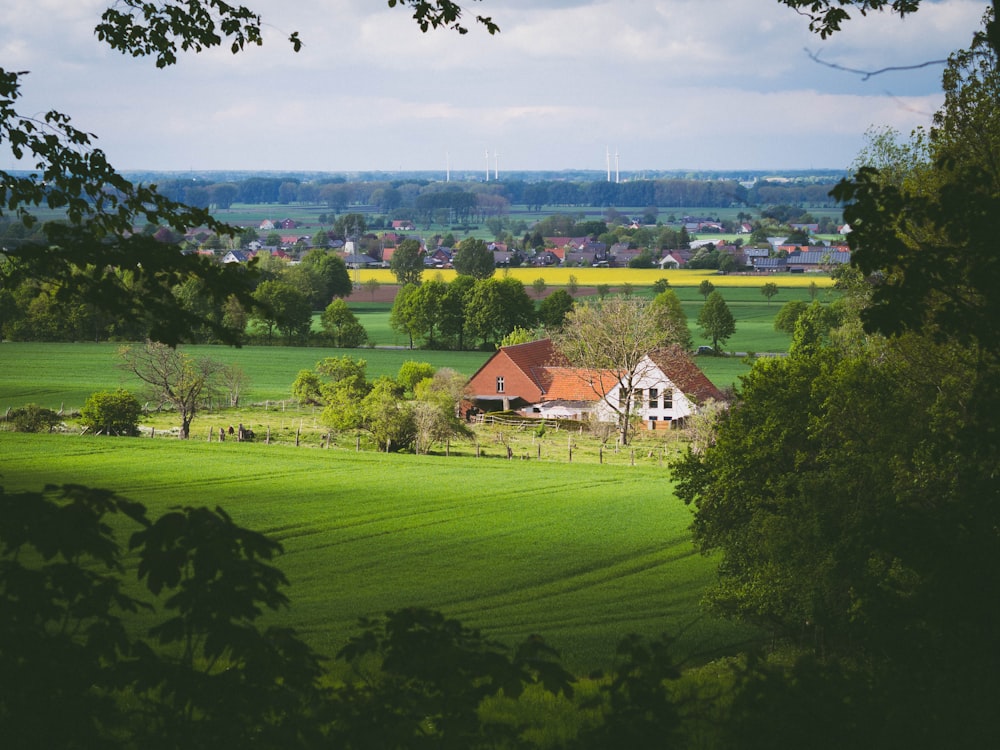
(464, 338, 724, 428)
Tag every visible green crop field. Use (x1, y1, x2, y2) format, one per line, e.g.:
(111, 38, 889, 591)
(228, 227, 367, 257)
(0, 433, 755, 673)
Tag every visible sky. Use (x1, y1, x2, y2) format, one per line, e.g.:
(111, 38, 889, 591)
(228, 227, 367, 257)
(0, 0, 991, 174)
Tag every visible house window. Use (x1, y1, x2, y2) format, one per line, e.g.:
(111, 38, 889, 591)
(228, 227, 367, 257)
(496, 376, 504, 393)
(633, 388, 643, 406)
(648, 388, 658, 409)
(664, 391, 673, 410)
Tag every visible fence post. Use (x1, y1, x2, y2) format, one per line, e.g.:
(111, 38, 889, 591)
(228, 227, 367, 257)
(266, 426, 271, 444)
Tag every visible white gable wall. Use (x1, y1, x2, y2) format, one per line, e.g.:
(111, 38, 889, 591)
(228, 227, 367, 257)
(593, 356, 698, 427)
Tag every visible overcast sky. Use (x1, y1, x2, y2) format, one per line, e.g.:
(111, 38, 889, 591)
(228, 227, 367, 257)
(1, 0, 990, 174)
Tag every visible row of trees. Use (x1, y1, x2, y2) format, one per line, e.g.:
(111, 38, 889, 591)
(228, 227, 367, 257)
(291, 356, 470, 453)
(149, 172, 843, 214)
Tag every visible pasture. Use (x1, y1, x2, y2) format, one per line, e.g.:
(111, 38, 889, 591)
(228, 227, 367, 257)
(0, 342, 492, 412)
(0, 433, 755, 673)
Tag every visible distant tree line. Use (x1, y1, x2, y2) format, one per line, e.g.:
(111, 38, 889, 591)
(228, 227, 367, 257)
(135, 174, 843, 214)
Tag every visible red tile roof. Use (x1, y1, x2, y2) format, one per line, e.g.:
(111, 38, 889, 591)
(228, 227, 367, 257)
(540, 367, 619, 401)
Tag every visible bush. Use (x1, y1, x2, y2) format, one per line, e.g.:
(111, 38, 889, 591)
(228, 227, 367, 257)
(9, 403, 61, 433)
(80, 389, 141, 436)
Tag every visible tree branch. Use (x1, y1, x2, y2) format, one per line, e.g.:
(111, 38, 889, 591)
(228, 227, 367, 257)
(804, 47, 947, 80)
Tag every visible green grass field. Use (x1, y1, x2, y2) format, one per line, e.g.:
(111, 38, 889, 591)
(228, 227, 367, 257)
(0, 433, 755, 673)
(0, 342, 492, 412)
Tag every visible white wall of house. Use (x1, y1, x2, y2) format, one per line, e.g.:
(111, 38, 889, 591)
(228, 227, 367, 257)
(594, 359, 699, 428)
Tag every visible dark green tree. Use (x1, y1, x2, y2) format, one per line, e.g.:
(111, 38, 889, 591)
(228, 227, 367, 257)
(451, 238, 496, 279)
(0, 483, 325, 750)
(251, 280, 312, 344)
(390, 239, 425, 286)
(321, 299, 368, 348)
(298, 248, 352, 307)
(538, 288, 575, 330)
(697, 291, 735, 352)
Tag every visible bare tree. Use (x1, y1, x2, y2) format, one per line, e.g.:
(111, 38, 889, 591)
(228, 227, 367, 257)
(119, 341, 223, 439)
(221, 363, 250, 408)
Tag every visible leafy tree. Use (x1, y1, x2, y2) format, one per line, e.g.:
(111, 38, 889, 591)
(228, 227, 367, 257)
(251, 280, 312, 344)
(389, 283, 423, 349)
(390, 239, 424, 286)
(396, 360, 436, 396)
(119, 340, 222, 439)
(773, 299, 809, 335)
(360, 377, 414, 452)
(596, 283, 611, 300)
(566, 274, 579, 297)
(697, 291, 735, 352)
(451, 238, 495, 279)
(8, 403, 61, 433)
(498, 326, 537, 347)
(652, 278, 670, 294)
(650, 289, 693, 351)
(760, 282, 779, 305)
(334, 212, 367, 239)
(464, 277, 536, 349)
(538, 288, 575, 330)
(362, 277, 381, 302)
(331, 607, 571, 747)
(698, 279, 715, 299)
(531, 277, 548, 298)
(80, 389, 142, 436)
(291, 369, 324, 406)
(0, 482, 325, 750)
(412, 368, 471, 454)
(298, 248, 352, 306)
(321, 299, 368, 348)
(439, 274, 476, 351)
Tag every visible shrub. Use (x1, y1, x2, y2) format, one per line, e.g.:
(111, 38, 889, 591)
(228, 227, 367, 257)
(9, 403, 61, 433)
(80, 389, 141, 436)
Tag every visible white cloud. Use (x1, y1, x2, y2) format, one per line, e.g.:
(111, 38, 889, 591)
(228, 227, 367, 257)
(1, 0, 989, 171)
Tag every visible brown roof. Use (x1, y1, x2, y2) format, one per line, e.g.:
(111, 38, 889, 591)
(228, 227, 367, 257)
(647, 346, 726, 404)
(502, 338, 568, 379)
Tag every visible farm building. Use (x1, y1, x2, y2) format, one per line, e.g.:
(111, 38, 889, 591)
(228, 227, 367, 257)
(464, 338, 724, 429)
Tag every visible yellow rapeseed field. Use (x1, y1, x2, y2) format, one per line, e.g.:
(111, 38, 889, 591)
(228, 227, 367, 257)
(356, 267, 834, 289)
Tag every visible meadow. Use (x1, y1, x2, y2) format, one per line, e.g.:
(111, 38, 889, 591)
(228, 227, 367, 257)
(0, 342, 492, 412)
(0, 433, 755, 673)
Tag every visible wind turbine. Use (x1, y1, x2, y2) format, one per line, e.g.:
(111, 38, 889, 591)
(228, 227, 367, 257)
(485, 148, 490, 182)
(615, 147, 620, 184)
(494, 149, 500, 181)
(606, 146, 611, 182)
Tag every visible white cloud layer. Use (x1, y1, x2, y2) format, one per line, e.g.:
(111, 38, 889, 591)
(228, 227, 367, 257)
(1, 0, 990, 172)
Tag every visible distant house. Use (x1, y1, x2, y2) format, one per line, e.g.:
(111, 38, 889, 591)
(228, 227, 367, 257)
(425, 247, 453, 268)
(342, 253, 381, 268)
(279, 218, 297, 229)
(222, 250, 253, 264)
(658, 251, 686, 269)
(786, 248, 851, 272)
(391, 220, 415, 231)
(259, 219, 275, 231)
(464, 338, 725, 428)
